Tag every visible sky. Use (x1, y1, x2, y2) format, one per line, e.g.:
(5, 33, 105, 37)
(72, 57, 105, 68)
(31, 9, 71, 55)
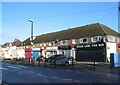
(1, 2, 119, 44)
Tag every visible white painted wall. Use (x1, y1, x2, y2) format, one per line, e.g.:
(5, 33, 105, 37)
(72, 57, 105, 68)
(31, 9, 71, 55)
(17, 49, 25, 59)
(106, 42, 116, 63)
(46, 47, 58, 58)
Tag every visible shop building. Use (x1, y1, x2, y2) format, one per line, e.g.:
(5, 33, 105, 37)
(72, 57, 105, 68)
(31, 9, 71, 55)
(22, 23, 120, 63)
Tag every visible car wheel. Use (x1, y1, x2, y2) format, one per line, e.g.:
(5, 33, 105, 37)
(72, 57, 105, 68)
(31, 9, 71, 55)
(65, 62, 69, 66)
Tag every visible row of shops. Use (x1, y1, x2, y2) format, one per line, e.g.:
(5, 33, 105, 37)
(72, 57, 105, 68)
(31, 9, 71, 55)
(1, 41, 116, 63)
(1, 23, 120, 63)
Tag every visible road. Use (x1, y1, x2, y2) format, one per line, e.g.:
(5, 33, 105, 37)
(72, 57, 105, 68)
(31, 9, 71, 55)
(1, 61, 119, 84)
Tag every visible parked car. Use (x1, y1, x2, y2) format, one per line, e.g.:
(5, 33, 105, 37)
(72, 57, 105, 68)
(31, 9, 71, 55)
(47, 54, 76, 66)
(36, 56, 45, 61)
(3, 51, 13, 60)
(46, 54, 65, 63)
(54, 56, 76, 66)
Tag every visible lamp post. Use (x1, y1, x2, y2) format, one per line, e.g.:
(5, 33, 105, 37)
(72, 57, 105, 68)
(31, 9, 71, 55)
(28, 19, 33, 43)
(28, 19, 33, 65)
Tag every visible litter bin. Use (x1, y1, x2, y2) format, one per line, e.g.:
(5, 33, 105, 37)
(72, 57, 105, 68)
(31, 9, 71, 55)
(110, 53, 120, 67)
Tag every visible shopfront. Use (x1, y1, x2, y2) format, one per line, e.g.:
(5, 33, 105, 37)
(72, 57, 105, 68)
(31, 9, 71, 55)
(25, 47, 32, 59)
(75, 42, 106, 62)
(46, 46, 58, 58)
(32, 48, 40, 60)
(58, 45, 72, 57)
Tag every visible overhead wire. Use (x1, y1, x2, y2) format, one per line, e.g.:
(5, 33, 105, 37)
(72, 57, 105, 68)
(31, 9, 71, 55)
(1, 6, 118, 21)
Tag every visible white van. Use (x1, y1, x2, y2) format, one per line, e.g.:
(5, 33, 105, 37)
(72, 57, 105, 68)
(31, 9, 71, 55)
(4, 50, 13, 60)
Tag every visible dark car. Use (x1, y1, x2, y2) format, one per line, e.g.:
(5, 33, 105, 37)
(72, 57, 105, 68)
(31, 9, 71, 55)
(46, 54, 65, 63)
(54, 56, 76, 66)
(47, 54, 76, 66)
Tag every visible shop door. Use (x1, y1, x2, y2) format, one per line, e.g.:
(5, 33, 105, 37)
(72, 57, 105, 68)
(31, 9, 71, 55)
(32, 50, 40, 60)
(76, 49, 106, 62)
(25, 48, 32, 59)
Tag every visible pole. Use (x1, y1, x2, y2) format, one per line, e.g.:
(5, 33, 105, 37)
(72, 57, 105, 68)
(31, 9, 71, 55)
(31, 21, 33, 42)
(28, 19, 34, 65)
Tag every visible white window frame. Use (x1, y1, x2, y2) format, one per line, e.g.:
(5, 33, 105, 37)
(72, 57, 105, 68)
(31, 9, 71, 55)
(117, 37, 120, 43)
(43, 43, 46, 47)
(80, 38, 88, 43)
(92, 36, 101, 42)
(34, 44, 39, 48)
(60, 40, 68, 45)
(39, 43, 42, 47)
(72, 39, 76, 44)
(107, 35, 115, 42)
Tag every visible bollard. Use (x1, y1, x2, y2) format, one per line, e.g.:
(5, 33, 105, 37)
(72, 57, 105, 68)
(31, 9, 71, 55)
(44, 57, 46, 67)
(93, 61, 95, 70)
(54, 60, 56, 68)
(71, 57, 74, 69)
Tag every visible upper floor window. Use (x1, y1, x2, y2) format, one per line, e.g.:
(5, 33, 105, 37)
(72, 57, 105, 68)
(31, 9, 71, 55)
(49, 42, 52, 46)
(60, 40, 68, 45)
(92, 36, 101, 42)
(107, 36, 115, 42)
(34, 44, 39, 48)
(117, 37, 120, 43)
(80, 38, 88, 43)
(43, 43, 46, 47)
(39, 43, 42, 47)
(49, 42, 55, 46)
(72, 39, 76, 44)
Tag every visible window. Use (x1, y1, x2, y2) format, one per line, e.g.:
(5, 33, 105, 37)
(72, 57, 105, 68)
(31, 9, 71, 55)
(49, 41, 56, 46)
(34, 44, 39, 48)
(107, 36, 115, 42)
(60, 40, 68, 45)
(72, 39, 76, 44)
(42, 43, 44, 46)
(117, 37, 120, 43)
(39, 43, 42, 47)
(43, 43, 46, 47)
(80, 38, 88, 43)
(49, 42, 52, 46)
(52, 42, 55, 46)
(92, 36, 101, 42)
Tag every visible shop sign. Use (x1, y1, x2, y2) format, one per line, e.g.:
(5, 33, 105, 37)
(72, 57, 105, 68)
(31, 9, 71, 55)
(76, 43, 105, 49)
(46, 47, 58, 51)
(58, 45, 71, 50)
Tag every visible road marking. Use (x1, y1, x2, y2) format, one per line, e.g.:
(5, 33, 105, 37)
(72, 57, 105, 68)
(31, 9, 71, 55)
(7, 66, 21, 69)
(62, 78, 73, 81)
(51, 76, 59, 79)
(16, 65, 29, 68)
(37, 74, 43, 77)
(27, 70, 81, 83)
(0, 67, 8, 70)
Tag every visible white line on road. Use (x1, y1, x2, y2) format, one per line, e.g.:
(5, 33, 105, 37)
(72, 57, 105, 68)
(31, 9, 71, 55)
(0, 67, 8, 70)
(74, 80, 81, 83)
(62, 78, 73, 81)
(28, 70, 80, 82)
(16, 65, 29, 68)
(7, 66, 21, 69)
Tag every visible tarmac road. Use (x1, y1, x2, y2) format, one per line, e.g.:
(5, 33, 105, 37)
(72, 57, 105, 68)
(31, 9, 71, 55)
(1, 61, 119, 84)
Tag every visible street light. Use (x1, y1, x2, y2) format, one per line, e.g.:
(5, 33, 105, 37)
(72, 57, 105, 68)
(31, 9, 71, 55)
(28, 19, 33, 44)
(28, 19, 33, 65)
